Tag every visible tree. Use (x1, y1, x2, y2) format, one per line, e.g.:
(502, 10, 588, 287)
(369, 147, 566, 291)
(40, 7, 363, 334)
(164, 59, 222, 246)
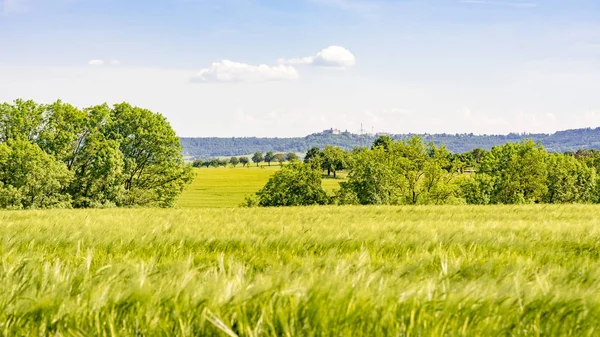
(239, 156, 250, 167)
(274, 153, 286, 165)
(304, 147, 321, 164)
(253, 161, 329, 206)
(252, 152, 263, 166)
(0, 139, 73, 209)
(105, 103, 193, 207)
(321, 146, 348, 178)
(192, 159, 204, 168)
(544, 153, 595, 203)
(372, 135, 393, 151)
(476, 140, 548, 204)
(286, 152, 299, 162)
(230, 156, 240, 167)
(264, 151, 275, 166)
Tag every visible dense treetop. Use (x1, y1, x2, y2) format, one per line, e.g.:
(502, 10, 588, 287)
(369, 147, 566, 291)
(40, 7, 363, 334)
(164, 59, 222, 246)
(0, 99, 192, 209)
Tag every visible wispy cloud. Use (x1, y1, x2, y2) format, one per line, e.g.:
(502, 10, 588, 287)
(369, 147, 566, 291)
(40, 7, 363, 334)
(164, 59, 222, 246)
(88, 59, 121, 66)
(191, 60, 299, 83)
(278, 46, 356, 69)
(458, 0, 537, 8)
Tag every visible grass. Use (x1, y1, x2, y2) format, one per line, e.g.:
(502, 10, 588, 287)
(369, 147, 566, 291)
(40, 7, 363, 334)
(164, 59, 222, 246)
(1, 205, 600, 336)
(178, 166, 344, 208)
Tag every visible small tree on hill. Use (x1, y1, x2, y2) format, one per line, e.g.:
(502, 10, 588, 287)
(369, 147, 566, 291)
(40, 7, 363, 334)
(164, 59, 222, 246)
(274, 153, 285, 165)
(264, 152, 275, 166)
(252, 152, 263, 166)
(239, 156, 250, 167)
(304, 147, 321, 163)
(286, 152, 299, 161)
(230, 156, 240, 167)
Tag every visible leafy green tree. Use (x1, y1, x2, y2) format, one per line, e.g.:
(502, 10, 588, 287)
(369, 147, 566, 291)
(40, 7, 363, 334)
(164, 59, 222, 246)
(230, 156, 240, 167)
(67, 134, 125, 208)
(0, 139, 73, 209)
(264, 151, 275, 166)
(274, 153, 285, 165)
(192, 159, 204, 168)
(239, 156, 250, 167)
(304, 147, 321, 164)
(286, 152, 299, 162)
(337, 146, 398, 205)
(477, 140, 548, 204)
(339, 137, 463, 205)
(372, 135, 393, 151)
(0, 99, 45, 142)
(104, 103, 193, 207)
(252, 152, 263, 166)
(254, 162, 329, 206)
(544, 153, 595, 203)
(321, 146, 348, 178)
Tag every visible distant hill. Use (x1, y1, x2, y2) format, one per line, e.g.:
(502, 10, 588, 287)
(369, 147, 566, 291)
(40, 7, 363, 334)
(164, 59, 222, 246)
(181, 127, 600, 159)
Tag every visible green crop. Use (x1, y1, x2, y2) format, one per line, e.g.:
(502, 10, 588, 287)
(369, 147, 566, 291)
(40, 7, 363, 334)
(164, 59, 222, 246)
(1, 205, 599, 336)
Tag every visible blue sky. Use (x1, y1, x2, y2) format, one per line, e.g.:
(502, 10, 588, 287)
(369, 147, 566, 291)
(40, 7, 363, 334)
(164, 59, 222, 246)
(1, 0, 600, 137)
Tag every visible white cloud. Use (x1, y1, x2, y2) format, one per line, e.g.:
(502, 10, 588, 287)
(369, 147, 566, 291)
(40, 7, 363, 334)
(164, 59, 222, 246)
(88, 59, 105, 66)
(88, 59, 121, 66)
(191, 60, 299, 83)
(278, 46, 356, 68)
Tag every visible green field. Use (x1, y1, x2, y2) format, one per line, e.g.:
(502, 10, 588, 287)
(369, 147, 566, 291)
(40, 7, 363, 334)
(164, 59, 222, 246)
(178, 166, 344, 208)
(2, 205, 600, 336)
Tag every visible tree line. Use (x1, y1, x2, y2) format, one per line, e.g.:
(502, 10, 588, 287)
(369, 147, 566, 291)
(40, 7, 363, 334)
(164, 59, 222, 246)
(192, 152, 300, 168)
(247, 136, 600, 207)
(181, 127, 600, 159)
(0, 99, 192, 209)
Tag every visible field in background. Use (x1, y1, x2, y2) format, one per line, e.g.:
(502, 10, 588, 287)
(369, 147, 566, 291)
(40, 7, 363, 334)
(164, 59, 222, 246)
(178, 166, 344, 208)
(2, 205, 600, 335)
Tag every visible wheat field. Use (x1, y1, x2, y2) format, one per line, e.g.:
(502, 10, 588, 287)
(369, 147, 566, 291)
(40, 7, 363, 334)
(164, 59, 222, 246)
(1, 205, 600, 336)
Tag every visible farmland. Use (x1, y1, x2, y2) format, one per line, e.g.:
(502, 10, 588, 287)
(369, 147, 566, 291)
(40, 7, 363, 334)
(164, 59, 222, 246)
(178, 167, 344, 208)
(2, 205, 600, 336)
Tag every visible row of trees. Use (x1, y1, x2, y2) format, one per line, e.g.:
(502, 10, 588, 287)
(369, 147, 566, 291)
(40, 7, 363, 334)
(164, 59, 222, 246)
(0, 99, 192, 209)
(192, 152, 300, 168)
(249, 136, 600, 207)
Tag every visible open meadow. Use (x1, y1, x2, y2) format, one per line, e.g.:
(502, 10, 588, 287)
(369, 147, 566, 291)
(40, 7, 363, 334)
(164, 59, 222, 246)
(177, 167, 344, 208)
(1, 205, 600, 336)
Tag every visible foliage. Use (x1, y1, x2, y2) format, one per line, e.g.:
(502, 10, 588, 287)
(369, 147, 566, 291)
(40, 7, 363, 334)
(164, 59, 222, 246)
(254, 162, 330, 206)
(252, 152, 263, 166)
(476, 140, 548, 204)
(0, 139, 73, 209)
(229, 156, 240, 167)
(321, 145, 349, 178)
(304, 147, 321, 163)
(239, 156, 250, 167)
(0, 99, 191, 209)
(273, 153, 285, 164)
(264, 151, 275, 166)
(338, 137, 461, 205)
(285, 152, 299, 161)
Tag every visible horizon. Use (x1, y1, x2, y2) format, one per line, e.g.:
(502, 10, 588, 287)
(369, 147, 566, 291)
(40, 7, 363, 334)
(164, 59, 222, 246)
(2, 0, 599, 137)
(179, 125, 600, 139)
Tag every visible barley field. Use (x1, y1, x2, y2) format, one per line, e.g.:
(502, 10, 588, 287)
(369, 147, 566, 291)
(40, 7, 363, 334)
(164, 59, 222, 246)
(177, 167, 344, 208)
(2, 205, 600, 336)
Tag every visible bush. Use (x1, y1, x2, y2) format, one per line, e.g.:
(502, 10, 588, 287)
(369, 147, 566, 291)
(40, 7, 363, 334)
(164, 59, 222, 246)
(254, 162, 330, 207)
